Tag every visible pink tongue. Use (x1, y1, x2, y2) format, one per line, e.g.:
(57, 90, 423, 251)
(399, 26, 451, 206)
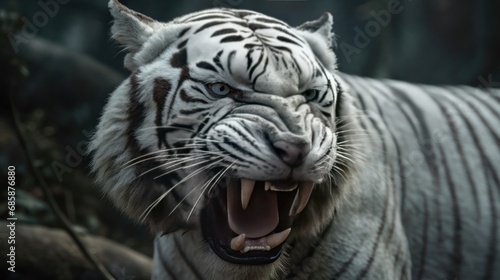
(227, 181, 279, 238)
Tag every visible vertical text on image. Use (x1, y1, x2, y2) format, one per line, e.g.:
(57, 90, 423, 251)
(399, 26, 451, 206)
(7, 166, 17, 273)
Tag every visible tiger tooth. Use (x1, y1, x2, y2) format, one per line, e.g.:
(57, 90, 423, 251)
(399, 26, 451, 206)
(296, 182, 314, 214)
(230, 233, 246, 251)
(241, 179, 255, 210)
(289, 182, 314, 216)
(289, 189, 301, 216)
(267, 228, 291, 249)
(265, 181, 272, 191)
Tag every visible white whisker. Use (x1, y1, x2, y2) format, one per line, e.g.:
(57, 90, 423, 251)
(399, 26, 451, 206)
(186, 161, 236, 222)
(140, 158, 224, 222)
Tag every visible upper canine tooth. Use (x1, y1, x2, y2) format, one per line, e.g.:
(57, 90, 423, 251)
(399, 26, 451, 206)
(241, 179, 255, 210)
(297, 182, 314, 214)
(289, 182, 314, 216)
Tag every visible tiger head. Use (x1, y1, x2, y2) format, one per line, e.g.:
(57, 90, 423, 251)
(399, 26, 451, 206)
(90, 0, 359, 272)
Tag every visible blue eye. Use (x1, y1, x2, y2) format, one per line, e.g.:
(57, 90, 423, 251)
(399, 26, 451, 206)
(302, 89, 319, 101)
(208, 82, 233, 96)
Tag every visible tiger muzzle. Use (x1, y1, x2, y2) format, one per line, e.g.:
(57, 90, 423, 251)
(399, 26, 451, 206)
(201, 178, 314, 264)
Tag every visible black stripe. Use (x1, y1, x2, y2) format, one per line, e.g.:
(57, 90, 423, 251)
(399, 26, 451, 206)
(211, 28, 238, 37)
(482, 167, 498, 280)
(177, 39, 188, 49)
(220, 35, 245, 43)
(227, 50, 236, 75)
(281, 56, 288, 69)
(171, 48, 187, 68)
(180, 89, 209, 104)
(190, 85, 206, 96)
(441, 104, 481, 218)
(459, 93, 500, 145)
(318, 89, 329, 104)
(122, 74, 190, 220)
(235, 11, 256, 18)
(332, 250, 360, 279)
(395, 104, 419, 213)
(178, 27, 190, 37)
(444, 98, 499, 280)
(252, 57, 269, 91)
(248, 50, 264, 80)
(248, 22, 269, 31)
(196, 61, 218, 73)
(367, 87, 401, 248)
(196, 106, 228, 137)
(277, 35, 301, 46)
(222, 135, 268, 164)
(272, 26, 305, 43)
(248, 24, 304, 43)
(218, 123, 260, 151)
(213, 50, 224, 70)
(437, 144, 463, 280)
(166, 66, 191, 122)
(244, 43, 262, 49)
(153, 78, 172, 148)
(392, 85, 445, 242)
(290, 54, 302, 75)
(212, 142, 249, 164)
(357, 81, 402, 277)
(253, 17, 287, 26)
(180, 107, 209, 115)
(187, 15, 233, 22)
(355, 99, 391, 280)
(126, 73, 147, 159)
(182, 10, 236, 22)
(246, 49, 254, 71)
(194, 20, 246, 34)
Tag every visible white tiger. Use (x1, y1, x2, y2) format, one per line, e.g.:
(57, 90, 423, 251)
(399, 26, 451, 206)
(89, 1, 500, 279)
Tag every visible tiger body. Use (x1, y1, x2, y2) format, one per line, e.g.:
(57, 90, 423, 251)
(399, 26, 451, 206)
(90, 1, 500, 279)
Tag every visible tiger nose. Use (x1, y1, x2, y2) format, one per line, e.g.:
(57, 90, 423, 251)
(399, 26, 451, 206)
(273, 141, 311, 167)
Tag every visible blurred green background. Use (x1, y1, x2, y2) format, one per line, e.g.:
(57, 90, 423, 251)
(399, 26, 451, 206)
(1, 0, 499, 278)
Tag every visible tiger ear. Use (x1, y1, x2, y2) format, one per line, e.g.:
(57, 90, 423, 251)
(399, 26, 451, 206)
(295, 12, 337, 72)
(296, 12, 335, 49)
(109, 0, 158, 70)
(110, 0, 186, 71)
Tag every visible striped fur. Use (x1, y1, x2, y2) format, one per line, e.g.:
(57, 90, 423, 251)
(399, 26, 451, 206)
(90, 1, 500, 279)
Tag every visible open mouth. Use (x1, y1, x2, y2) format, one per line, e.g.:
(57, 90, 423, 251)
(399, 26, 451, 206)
(201, 178, 314, 265)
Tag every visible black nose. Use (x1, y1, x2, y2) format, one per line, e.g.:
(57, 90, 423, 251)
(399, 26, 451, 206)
(273, 141, 311, 166)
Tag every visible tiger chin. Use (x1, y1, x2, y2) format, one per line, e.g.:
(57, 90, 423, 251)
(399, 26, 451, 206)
(90, 1, 500, 280)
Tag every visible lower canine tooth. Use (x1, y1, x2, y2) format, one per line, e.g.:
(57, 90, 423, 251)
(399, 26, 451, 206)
(265, 181, 272, 191)
(267, 228, 291, 249)
(231, 234, 246, 251)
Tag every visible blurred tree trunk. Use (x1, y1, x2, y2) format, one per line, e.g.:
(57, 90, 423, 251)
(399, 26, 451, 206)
(0, 222, 152, 280)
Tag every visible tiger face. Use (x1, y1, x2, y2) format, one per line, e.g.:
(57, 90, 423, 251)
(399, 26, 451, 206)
(91, 0, 356, 267)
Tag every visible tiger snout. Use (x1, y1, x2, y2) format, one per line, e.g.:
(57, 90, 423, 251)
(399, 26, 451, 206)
(273, 140, 311, 167)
